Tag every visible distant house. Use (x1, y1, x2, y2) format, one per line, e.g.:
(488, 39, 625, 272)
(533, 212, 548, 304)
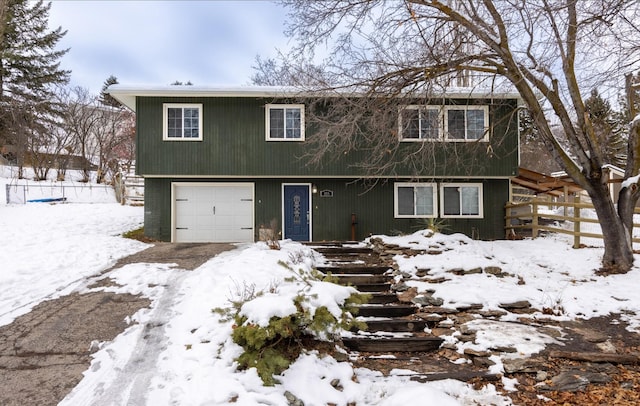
(107, 86, 520, 243)
(0, 145, 95, 171)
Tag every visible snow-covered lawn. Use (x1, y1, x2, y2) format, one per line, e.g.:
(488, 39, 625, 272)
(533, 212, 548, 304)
(2, 196, 639, 404)
(0, 203, 146, 326)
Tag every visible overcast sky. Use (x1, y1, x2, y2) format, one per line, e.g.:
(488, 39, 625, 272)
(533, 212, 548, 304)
(47, 0, 291, 94)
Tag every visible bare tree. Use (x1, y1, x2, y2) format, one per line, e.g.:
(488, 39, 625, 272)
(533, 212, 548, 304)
(59, 87, 100, 182)
(93, 106, 133, 183)
(28, 126, 52, 181)
(272, 0, 640, 272)
(59, 86, 136, 183)
(112, 110, 136, 173)
(43, 99, 76, 181)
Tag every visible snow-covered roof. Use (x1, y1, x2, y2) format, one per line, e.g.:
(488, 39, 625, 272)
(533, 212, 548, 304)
(106, 84, 522, 112)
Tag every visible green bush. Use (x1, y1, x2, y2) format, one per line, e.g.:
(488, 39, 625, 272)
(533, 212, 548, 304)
(217, 264, 369, 386)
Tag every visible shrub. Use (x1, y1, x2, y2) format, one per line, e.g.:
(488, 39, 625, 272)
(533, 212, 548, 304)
(215, 263, 369, 386)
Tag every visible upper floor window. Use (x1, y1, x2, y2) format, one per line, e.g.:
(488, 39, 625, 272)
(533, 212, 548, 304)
(163, 104, 203, 141)
(444, 106, 488, 141)
(399, 106, 441, 141)
(440, 183, 483, 218)
(394, 182, 437, 218)
(266, 104, 305, 141)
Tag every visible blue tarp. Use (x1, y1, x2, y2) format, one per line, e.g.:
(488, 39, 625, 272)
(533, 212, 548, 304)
(26, 197, 67, 203)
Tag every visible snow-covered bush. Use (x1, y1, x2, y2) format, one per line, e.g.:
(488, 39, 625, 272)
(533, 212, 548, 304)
(216, 262, 369, 386)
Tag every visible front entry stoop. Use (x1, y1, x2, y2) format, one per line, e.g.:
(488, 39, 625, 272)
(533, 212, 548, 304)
(309, 243, 444, 353)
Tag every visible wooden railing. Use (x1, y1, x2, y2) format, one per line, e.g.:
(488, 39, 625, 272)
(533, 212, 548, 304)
(505, 196, 640, 248)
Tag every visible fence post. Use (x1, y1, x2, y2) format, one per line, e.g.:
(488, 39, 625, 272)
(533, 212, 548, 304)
(505, 203, 511, 239)
(573, 194, 581, 248)
(563, 186, 569, 217)
(532, 199, 538, 238)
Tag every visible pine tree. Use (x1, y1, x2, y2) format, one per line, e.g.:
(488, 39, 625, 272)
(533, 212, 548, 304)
(0, 0, 69, 151)
(99, 75, 121, 108)
(585, 88, 627, 168)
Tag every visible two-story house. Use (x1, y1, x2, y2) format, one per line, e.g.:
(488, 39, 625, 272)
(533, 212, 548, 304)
(108, 86, 520, 243)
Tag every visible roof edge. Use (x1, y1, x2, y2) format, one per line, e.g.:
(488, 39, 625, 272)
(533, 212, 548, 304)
(107, 84, 522, 111)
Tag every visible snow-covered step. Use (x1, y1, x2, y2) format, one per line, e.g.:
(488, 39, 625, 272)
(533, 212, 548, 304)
(316, 265, 390, 274)
(313, 246, 373, 255)
(357, 304, 417, 318)
(361, 319, 432, 332)
(334, 274, 389, 285)
(312, 242, 444, 355)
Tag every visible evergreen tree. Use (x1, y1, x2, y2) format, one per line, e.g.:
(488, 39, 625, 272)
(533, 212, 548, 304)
(99, 75, 121, 108)
(0, 0, 69, 150)
(585, 89, 627, 168)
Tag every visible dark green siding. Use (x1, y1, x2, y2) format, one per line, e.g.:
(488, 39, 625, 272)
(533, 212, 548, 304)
(136, 97, 519, 178)
(310, 178, 509, 241)
(143, 178, 170, 241)
(143, 178, 509, 242)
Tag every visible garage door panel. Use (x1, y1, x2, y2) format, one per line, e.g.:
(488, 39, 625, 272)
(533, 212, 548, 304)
(173, 183, 254, 243)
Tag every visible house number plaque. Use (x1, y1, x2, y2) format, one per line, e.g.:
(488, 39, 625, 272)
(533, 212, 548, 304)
(320, 190, 334, 198)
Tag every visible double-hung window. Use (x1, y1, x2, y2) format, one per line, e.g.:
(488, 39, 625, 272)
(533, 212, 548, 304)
(266, 104, 305, 141)
(444, 106, 488, 141)
(399, 106, 441, 140)
(440, 183, 483, 218)
(394, 183, 437, 218)
(163, 104, 203, 141)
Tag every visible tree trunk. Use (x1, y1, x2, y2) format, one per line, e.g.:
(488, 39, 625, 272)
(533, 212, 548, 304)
(618, 185, 640, 244)
(588, 181, 635, 272)
(549, 350, 639, 365)
(618, 116, 640, 256)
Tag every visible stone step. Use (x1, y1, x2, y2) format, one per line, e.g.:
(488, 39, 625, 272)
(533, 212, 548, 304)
(361, 319, 432, 332)
(335, 274, 390, 285)
(313, 247, 373, 254)
(342, 336, 443, 352)
(304, 241, 359, 247)
(316, 265, 390, 275)
(357, 304, 417, 318)
(323, 255, 377, 263)
(367, 293, 398, 304)
(409, 371, 501, 383)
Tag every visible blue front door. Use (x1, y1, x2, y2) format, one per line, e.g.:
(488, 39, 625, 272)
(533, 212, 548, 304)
(283, 184, 310, 241)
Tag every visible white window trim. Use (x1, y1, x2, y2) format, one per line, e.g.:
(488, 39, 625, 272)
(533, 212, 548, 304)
(440, 183, 484, 219)
(398, 105, 443, 142)
(265, 104, 306, 141)
(163, 103, 203, 141)
(394, 182, 438, 218)
(443, 105, 489, 142)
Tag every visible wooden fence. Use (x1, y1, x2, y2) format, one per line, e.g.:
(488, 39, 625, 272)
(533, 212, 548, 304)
(505, 196, 640, 248)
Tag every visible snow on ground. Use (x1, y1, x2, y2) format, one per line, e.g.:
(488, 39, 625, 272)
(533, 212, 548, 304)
(60, 240, 512, 406)
(385, 230, 640, 330)
(3, 167, 640, 405)
(0, 204, 146, 327)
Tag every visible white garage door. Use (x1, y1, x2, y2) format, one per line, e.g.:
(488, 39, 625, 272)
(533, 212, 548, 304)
(173, 183, 254, 243)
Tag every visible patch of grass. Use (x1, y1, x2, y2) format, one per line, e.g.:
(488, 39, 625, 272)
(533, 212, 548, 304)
(122, 227, 158, 243)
